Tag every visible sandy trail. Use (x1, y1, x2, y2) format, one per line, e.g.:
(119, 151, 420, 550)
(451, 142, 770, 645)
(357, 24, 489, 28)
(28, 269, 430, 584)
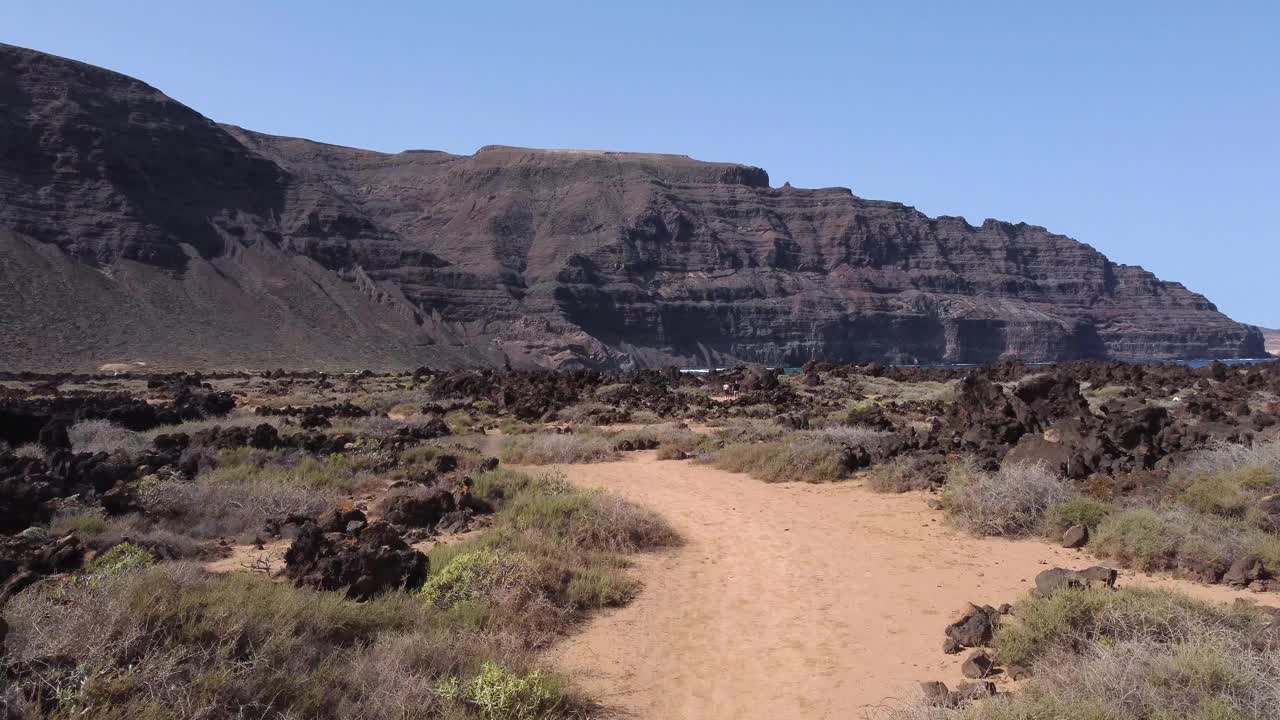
(548, 453, 1279, 720)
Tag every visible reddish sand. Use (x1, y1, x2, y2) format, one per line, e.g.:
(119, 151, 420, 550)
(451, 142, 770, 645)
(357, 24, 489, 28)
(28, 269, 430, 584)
(548, 453, 1280, 720)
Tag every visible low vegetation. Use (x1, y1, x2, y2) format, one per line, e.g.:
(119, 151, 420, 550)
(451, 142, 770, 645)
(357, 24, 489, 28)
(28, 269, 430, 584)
(499, 433, 618, 465)
(971, 588, 1275, 720)
(941, 460, 1073, 536)
(68, 419, 150, 456)
(3, 465, 676, 719)
(1082, 440, 1280, 579)
(709, 426, 887, 483)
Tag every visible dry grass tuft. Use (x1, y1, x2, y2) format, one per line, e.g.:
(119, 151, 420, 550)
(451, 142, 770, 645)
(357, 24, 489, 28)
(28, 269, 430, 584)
(942, 459, 1072, 536)
(500, 433, 618, 465)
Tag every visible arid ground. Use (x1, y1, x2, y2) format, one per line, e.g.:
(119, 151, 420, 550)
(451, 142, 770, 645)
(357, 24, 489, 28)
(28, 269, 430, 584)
(3, 360, 1280, 719)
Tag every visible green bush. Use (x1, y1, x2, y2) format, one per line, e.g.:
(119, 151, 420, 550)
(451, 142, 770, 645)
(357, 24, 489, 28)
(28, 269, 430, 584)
(469, 661, 567, 720)
(1089, 507, 1252, 576)
(420, 548, 535, 609)
(86, 542, 155, 579)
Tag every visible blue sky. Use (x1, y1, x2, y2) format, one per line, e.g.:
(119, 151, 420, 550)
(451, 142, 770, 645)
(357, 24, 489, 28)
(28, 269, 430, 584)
(4, 1, 1277, 328)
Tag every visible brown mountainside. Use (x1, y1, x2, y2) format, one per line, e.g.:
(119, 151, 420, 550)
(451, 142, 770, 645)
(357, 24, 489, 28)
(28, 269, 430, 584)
(0, 43, 1265, 370)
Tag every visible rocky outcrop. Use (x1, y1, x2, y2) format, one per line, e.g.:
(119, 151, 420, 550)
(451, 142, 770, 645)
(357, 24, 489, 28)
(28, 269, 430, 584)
(1265, 329, 1280, 356)
(0, 43, 1265, 370)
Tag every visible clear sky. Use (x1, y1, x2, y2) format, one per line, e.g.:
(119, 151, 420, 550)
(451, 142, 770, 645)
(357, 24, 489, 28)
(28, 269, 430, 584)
(4, 1, 1277, 328)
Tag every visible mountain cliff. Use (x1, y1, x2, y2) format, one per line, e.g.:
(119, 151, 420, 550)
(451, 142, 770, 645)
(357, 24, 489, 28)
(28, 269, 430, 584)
(0, 44, 1265, 370)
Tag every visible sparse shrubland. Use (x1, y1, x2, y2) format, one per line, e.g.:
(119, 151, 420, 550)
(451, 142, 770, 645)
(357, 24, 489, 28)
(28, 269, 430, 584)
(865, 454, 940, 493)
(3, 462, 671, 719)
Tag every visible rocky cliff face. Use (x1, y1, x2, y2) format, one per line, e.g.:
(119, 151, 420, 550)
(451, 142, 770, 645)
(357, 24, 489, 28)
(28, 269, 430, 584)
(0, 44, 1265, 370)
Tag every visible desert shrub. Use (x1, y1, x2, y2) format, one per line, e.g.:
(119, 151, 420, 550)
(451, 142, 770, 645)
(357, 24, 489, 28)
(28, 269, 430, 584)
(710, 419, 786, 445)
(555, 402, 625, 425)
(421, 548, 539, 609)
(3, 561, 590, 720)
(49, 509, 205, 558)
(1181, 439, 1280, 478)
(935, 587, 1280, 720)
(85, 542, 155, 579)
(655, 445, 690, 460)
(994, 586, 1259, 667)
(68, 419, 149, 456)
(468, 660, 569, 720)
(942, 460, 1072, 536)
(807, 425, 890, 447)
(140, 450, 379, 539)
(1181, 466, 1275, 518)
(140, 414, 283, 442)
(601, 423, 706, 455)
(496, 482, 678, 554)
(3, 564, 425, 719)
(400, 441, 487, 470)
(710, 425, 886, 483)
(1089, 506, 1249, 575)
(500, 433, 617, 465)
(427, 468, 674, 635)
(13, 443, 44, 459)
(350, 388, 432, 415)
(865, 455, 937, 493)
(200, 450, 379, 492)
(1041, 496, 1116, 536)
(711, 438, 844, 482)
(565, 566, 640, 608)
(963, 639, 1280, 720)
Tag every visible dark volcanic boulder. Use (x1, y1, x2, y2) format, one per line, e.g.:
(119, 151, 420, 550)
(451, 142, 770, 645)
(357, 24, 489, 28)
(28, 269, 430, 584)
(944, 604, 998, 649)
(382, 487, 457, 528)
(284, 520, 428, 600)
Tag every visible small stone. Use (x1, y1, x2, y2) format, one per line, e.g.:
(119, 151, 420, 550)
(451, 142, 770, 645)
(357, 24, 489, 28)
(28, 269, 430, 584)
(942, 637, 962, 654)
(961, 650, 995, 679)
(919, 681, 953, 708)
(1005, 663, 1031, 680)
(952, 681, 997, 703)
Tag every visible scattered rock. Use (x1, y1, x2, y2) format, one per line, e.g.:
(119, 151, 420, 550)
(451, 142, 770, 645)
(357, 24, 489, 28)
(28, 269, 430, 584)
(945, 603, 998, 648)
(1225, 555, 1267, 588)
(284, 520, 428, 600)
(952, 681, 997, 702)
(1062, 524, 1089, 548)
(920, 681, 954, 708)
(961, 650, 995, 679)
(1035, 566, 1118, 596)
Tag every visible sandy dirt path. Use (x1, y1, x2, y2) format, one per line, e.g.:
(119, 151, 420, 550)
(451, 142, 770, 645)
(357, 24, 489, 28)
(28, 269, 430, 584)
(547, 453, 1279, 720)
